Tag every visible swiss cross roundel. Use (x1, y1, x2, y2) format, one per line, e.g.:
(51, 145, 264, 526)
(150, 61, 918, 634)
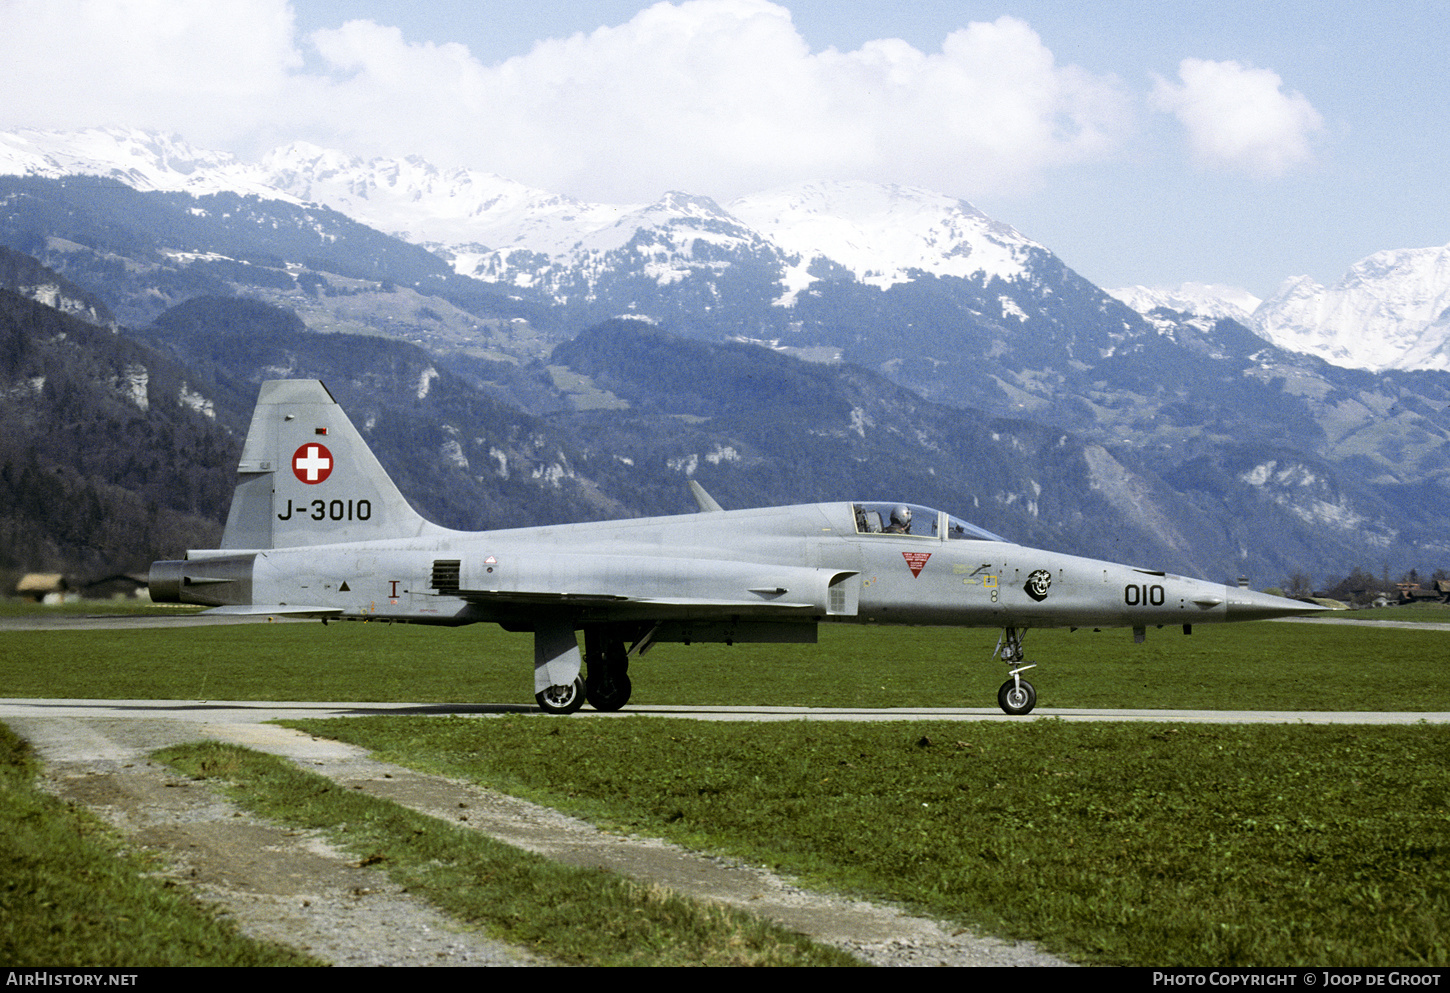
(292, 443, 334, 484)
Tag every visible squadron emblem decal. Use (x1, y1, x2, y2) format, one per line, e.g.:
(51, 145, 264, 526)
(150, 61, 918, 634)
(1024, 568, 1052, 602)
(902, 551, 931, 577)
(292, 443, 334, 484)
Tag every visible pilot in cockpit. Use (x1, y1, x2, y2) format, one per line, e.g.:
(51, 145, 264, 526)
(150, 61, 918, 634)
(883, 505, 912, 534)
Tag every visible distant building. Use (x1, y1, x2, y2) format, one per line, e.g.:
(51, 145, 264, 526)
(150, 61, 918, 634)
(15, 573, 68, 602)
(1396, 583, 1447, 605)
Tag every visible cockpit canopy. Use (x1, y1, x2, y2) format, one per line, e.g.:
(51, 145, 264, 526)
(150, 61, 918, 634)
(851, 502, 1006, 542)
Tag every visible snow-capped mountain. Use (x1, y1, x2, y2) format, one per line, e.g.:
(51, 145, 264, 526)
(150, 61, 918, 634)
(12, 126, 1450, 379)
(257, 144, 1050, 309)
(0, 127, 1125, 423)
(1111, 251, 1450, 375)
(258, 140, 636, 255)
(0, 127, 302, 203)
(728, 181, 1043, 300)
(1251, 245, 1450, 372)
(452, 189, 791, 306)
(1107, 282, 1261, 326)
(0, 127, 1045, 308)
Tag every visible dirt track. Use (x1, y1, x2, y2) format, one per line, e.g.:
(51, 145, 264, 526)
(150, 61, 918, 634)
(9, 710, 1071, 967)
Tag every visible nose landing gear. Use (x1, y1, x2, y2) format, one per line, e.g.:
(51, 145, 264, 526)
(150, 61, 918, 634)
(994, 627, 1037, 716)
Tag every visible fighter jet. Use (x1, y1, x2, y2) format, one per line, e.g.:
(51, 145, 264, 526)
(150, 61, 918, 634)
(150, 379, 1324, 715)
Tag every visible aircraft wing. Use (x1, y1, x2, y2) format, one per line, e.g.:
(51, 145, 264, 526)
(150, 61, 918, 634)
(454, 590, 633, 605)
(452, 559, 857, 616)
(456, 590, 819, 610)
(200, 604, 345, 618)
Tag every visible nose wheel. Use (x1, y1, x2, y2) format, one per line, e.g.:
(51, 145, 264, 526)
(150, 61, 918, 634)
(998, 674, 1037, 715)
(994, 627, 1038, 715)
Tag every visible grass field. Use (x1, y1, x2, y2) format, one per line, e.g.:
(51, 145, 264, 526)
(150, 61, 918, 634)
(0, 724, 319, 967)
(4, 608, 1450, 966)
(2, 611, 1448, 711)
(281, 714, 1450, 967)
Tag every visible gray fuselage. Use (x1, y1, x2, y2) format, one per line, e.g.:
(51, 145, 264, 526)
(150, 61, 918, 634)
(168, 499, 1287, 638)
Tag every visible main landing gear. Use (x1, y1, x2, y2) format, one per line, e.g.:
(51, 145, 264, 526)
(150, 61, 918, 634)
(994, 626, 1037, 716)
(533, 653, 631, 714)
(533, 624, 642, 715)
(583, 627, 633, 713)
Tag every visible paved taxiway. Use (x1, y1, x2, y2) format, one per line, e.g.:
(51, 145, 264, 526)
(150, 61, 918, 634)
(3, 698, 1448, 725)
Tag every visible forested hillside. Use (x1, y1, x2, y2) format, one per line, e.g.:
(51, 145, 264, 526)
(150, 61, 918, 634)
(0, 288, 236, 575)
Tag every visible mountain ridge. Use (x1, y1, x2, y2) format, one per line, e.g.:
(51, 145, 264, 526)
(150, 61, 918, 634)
(4, 130, 1450, 586)
(1113, 249, 1450, 374)
(17, 126, 1450, 377)
(0, 127, 1076, 314)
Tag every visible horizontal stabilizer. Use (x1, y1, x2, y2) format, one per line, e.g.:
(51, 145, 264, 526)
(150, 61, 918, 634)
(689, 480, 725, 513)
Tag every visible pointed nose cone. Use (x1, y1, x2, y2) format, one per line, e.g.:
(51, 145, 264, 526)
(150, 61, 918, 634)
(1225, 588, 1330, 622)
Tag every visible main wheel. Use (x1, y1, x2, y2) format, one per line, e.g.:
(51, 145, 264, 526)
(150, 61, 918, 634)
(584, 632, 633, 712)
(536, 676, 586, 715)
(998, 678, 1037, 716)
(588, 672, 633, 712)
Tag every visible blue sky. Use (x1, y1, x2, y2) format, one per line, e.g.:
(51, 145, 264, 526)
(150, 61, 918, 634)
(3, 0, 1447, 298)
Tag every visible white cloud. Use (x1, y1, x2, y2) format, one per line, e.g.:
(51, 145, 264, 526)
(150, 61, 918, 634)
(1152, 58, 1324, 177)
(0, 0, 301, 145)
(303, 2, 1133, 202)
(0, 0, 1133, 202)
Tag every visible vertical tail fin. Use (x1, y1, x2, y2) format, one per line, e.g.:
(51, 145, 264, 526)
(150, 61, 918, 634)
(221, 379, 445, 549)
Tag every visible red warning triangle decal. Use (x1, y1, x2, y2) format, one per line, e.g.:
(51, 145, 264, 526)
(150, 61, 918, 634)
(902, 551, 931, 577)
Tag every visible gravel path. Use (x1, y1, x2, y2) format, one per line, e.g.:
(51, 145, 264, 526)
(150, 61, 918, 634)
(10, 712, 1072, 967)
